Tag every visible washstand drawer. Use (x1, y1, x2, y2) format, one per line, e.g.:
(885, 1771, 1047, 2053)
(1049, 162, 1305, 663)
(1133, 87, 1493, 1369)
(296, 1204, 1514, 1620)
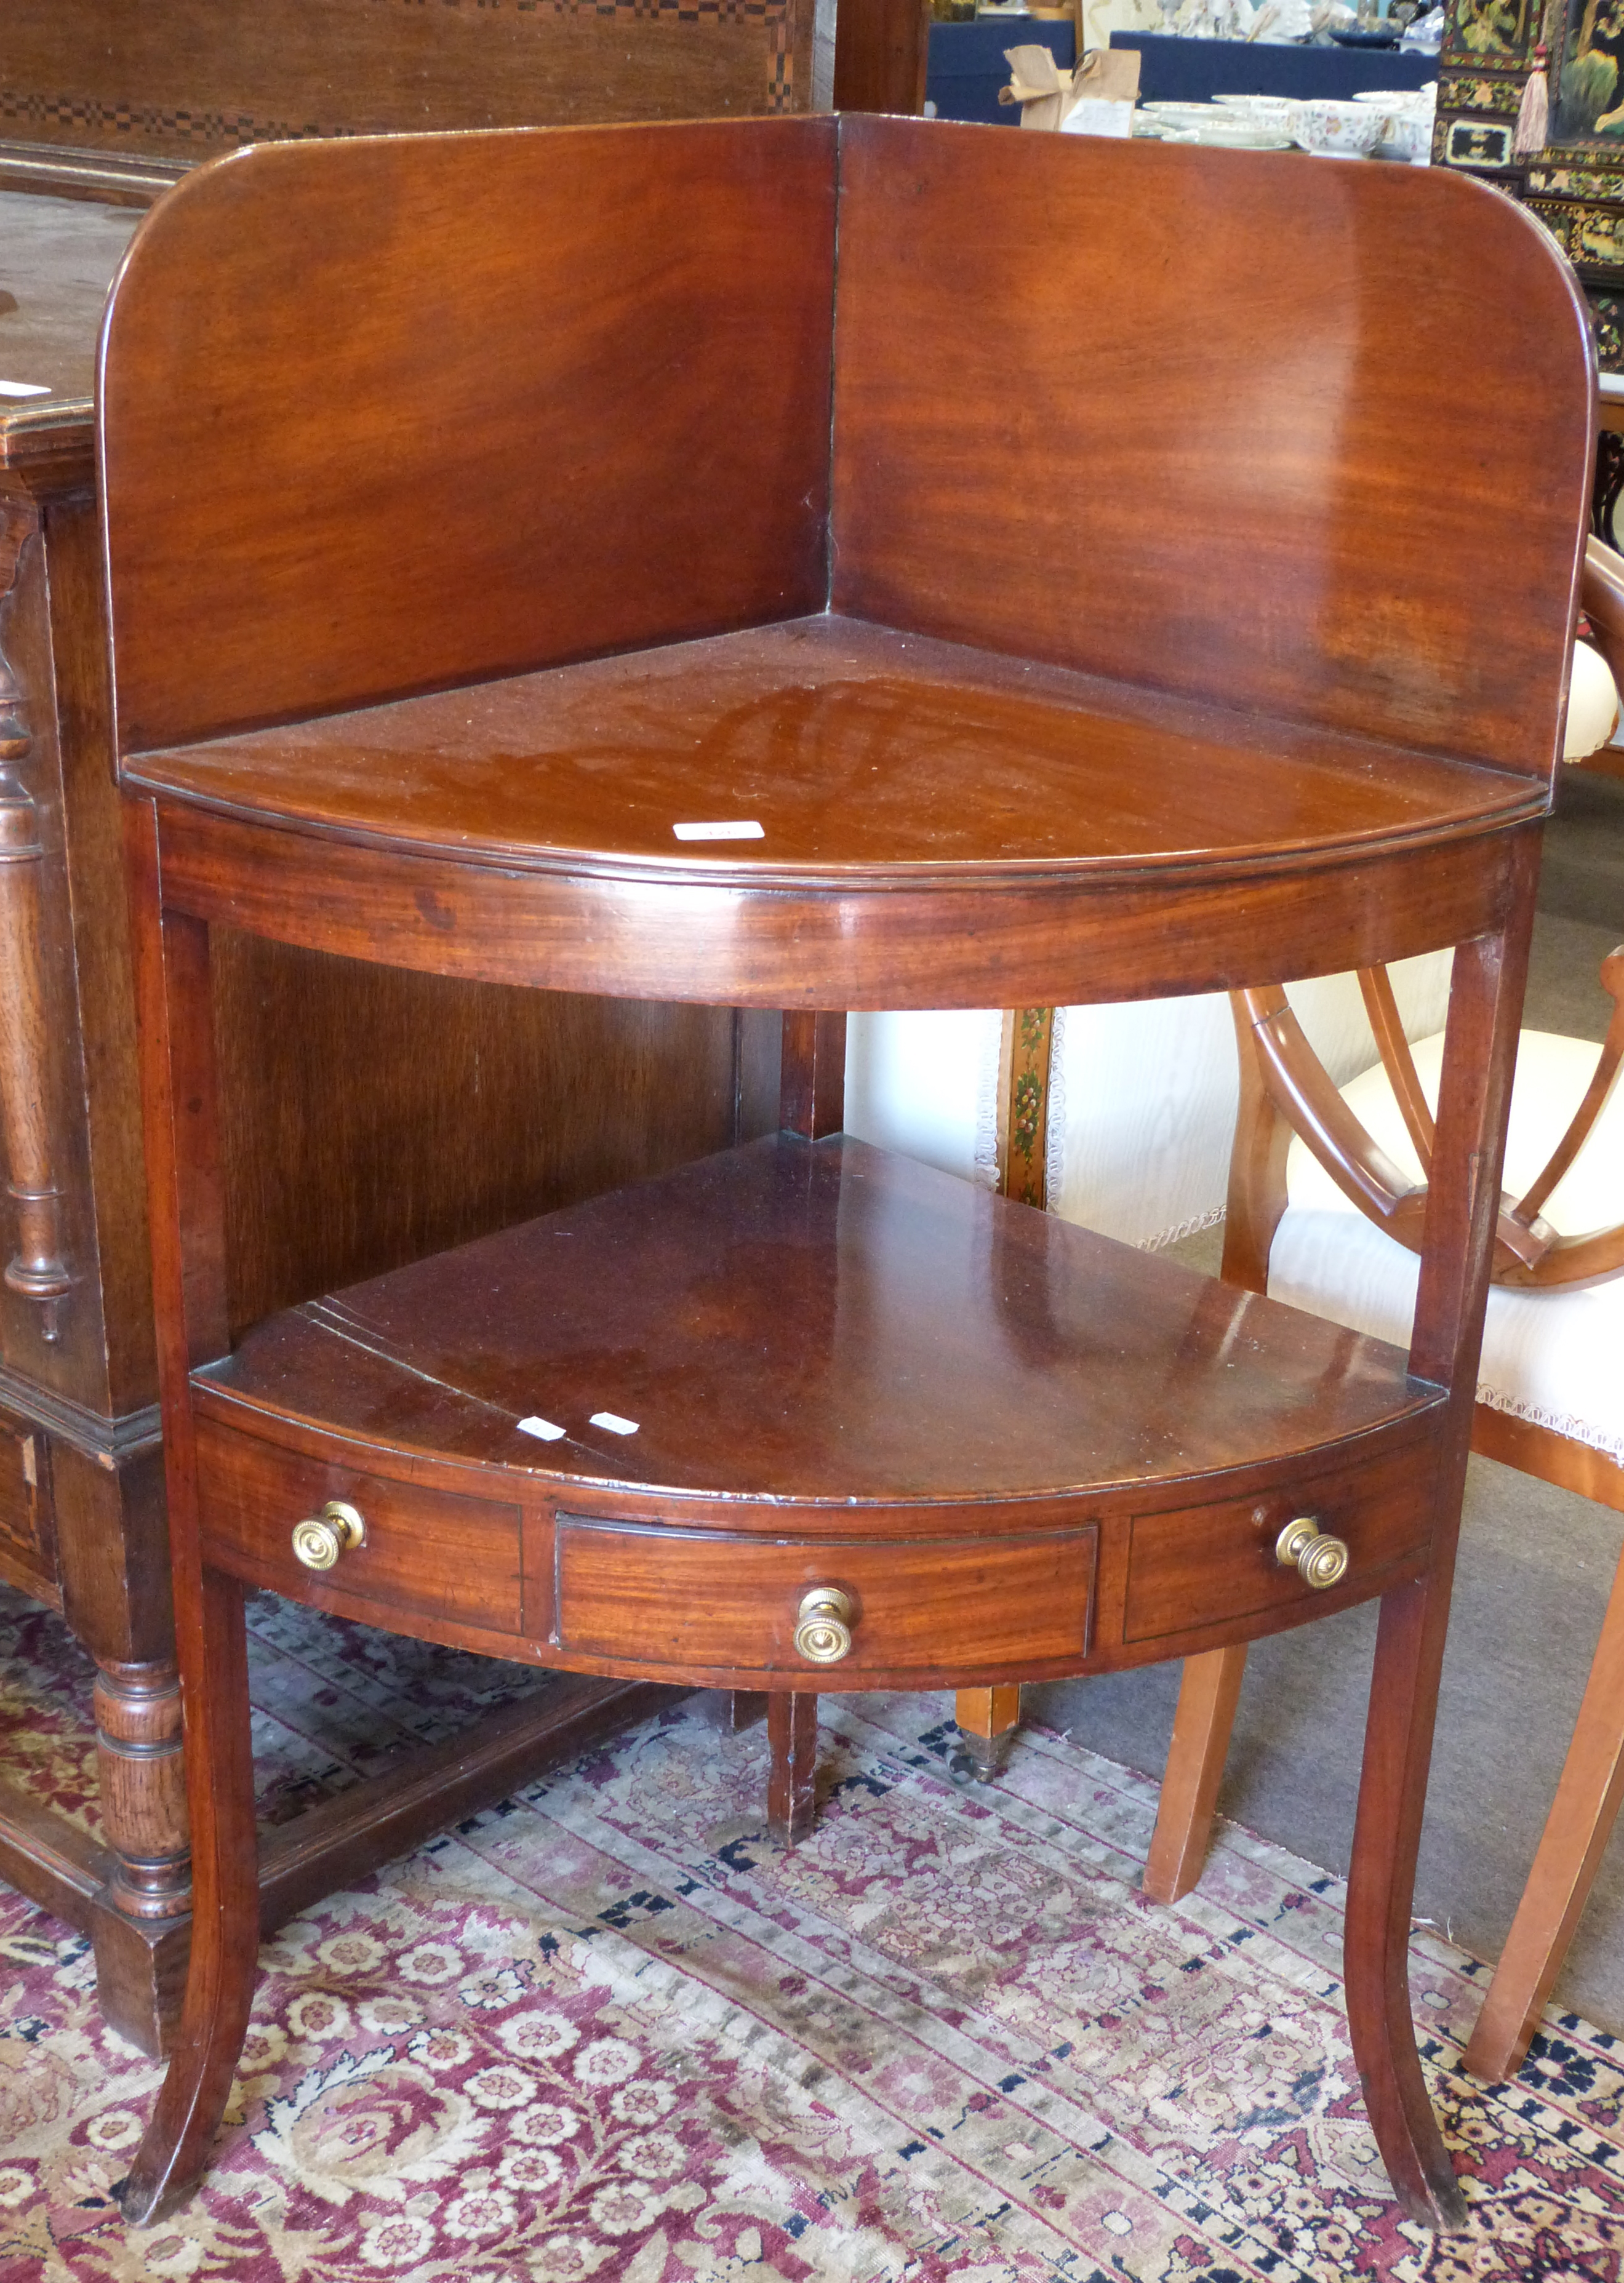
(554, 1514, 1096, 1677)
(1123, 1438, 1436, 1644)
(194, 1417, 522, 1634)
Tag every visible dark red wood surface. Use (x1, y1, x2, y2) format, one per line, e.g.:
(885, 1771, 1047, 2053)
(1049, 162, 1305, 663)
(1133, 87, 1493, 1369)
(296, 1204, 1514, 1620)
(123, 615, 1542, 876)
(99, 117, 1596, 2231)
(191, 1137, 1441, 1507)
(100, 121, 837, 754)
(831, 118, 1594, 780)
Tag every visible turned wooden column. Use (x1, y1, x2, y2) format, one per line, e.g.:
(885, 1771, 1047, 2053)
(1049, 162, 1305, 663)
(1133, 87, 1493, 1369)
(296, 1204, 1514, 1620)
(0, 501, 70, 1342)
(93, 1657, 191, 1924)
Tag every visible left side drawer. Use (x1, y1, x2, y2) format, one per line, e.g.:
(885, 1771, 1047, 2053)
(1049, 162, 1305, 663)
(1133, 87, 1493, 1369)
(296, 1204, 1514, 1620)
(194, 1415, 522, 1634)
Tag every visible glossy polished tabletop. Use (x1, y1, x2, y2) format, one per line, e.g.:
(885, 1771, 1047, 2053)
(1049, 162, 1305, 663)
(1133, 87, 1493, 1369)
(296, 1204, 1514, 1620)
(128, 614, 1545, 890)
(196, 1137, 1442, 1506)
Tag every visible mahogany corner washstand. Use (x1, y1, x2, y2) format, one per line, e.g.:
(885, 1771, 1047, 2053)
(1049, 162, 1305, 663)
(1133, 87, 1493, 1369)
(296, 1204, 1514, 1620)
(101, 116, 1593, 2225)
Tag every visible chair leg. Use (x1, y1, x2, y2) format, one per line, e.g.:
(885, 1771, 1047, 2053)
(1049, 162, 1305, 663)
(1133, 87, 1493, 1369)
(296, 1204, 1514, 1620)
(955, 1684, 1021, 1779)
(767, 1691, 819, 1846)
(1345, 1576, 1466, 2232)
(1466, 1542, 1624, 2082)
(1142, 1645, 1246, 1903)
(119, 1570, 259, 2228)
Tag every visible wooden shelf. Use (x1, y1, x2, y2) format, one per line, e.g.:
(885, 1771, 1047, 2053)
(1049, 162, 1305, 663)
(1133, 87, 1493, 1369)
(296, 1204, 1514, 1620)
(130, 614, 1542, 887)
(197, 1135, 1441, 1509)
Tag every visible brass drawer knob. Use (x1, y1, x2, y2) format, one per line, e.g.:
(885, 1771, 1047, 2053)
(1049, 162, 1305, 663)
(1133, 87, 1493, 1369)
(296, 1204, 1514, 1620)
(1275, 1516, 1349, 1591)
(292, 1499, 367, 1572)
(794, 1586, 854, 1665)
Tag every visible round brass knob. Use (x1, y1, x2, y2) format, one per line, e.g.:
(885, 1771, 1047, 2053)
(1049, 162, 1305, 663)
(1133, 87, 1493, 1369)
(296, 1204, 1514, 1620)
(292, 1500, 367, 1572)
(793, 1586, 854, 1665)
(1275, 1516, 1349, 1591)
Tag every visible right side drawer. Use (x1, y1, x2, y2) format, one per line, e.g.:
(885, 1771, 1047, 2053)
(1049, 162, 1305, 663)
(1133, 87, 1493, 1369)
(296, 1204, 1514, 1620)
(1123, 1438, 1437, 1645)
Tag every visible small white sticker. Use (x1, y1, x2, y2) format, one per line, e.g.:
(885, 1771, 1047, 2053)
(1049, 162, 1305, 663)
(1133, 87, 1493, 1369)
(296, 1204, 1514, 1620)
(518, 1415, 567, 1442)
(590, 1410, 639, 1435)
(0, 382, 50, 399)
(671, 820, 764, 841)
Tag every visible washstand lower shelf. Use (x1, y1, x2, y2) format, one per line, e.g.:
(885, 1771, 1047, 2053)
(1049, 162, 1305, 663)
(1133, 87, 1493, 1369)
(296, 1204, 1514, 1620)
(186, 1134, 1447, 1697)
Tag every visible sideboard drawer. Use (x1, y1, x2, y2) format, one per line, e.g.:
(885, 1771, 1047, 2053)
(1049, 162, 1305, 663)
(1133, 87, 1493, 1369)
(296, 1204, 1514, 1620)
(194, 1417, 523, 1634)
(0, 1412, 57, 1606)
(555, 1516, 1096, 1678)
(1123, 1439, 1436, 1645)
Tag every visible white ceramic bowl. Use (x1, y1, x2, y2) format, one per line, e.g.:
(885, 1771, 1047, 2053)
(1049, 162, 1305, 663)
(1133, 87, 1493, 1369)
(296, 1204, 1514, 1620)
(1212, 94, 1301, 123)
(1141, 100, 1227, 125)
(1289, 98, 1387, 154)
(1185, 118, 1296, 146)
(1379, 106, 1434, 159)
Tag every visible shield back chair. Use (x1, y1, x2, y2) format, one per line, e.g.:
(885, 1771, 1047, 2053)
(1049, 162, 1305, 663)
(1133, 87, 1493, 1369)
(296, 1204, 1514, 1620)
(1134, 562, 1624, 2077)
(875, 603, 1616, 1784)
(99, 116, 1591, 2226)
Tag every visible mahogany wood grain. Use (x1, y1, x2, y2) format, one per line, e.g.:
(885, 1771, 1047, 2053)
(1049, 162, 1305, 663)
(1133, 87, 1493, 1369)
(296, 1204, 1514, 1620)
(768, 1691, 819, 1846)
(1347, 895, 1537, 2231)
(186, 1140, 1444, 1515)
(780, 1012, 849, 1141)
(100, 119, 1591, 2227)
(1122, 1436, 1437, 1645)
(140, 790, 1528, 1015)
(101, 122, 836, 754)
(830, 119, 1594, 779)
(122, 615, 1546, 881)
(833, 0, 931, 114)
(0, 100, 804, 2056)
(554, 1514, 1096, 1680)
(212, 937, 740, 1335)
(194, 1417, 524, 1636)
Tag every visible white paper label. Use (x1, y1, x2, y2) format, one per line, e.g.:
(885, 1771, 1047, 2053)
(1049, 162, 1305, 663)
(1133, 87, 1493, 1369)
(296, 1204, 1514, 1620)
(671, 821, 764, 841)
(0, 382, 50, 399)
(1060, 100, 1134, 138)
(590, 1410, 639, 1435)
(518, 1415, 567, 1441)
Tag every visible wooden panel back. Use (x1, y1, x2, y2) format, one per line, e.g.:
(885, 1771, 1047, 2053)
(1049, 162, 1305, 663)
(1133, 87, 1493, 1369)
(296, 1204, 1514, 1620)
(1, 0, 816, 160)
(101, 118, 836, 754)
(831, 118, 1596, 780)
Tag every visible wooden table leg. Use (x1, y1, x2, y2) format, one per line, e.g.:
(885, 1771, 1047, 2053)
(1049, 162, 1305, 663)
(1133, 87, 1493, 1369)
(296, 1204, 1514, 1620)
(767, 1691, 818, 1845)
(955, 1684, 1021, 1778)
(1466, 1542, 1624, 2082)
(1142, 1645, 1246, 1903)
(1345, 900, 1535, 2231)
(118, 816, 252, 2224)
(118, 1569, 258, 2226)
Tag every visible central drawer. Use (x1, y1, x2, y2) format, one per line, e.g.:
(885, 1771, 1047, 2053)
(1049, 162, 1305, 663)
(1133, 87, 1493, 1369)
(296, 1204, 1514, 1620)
(554, 1514, 1097, 1678)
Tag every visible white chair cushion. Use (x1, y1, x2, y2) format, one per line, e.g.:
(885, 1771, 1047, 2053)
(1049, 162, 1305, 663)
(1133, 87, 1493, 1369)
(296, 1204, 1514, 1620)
(1273, 1030, 1624, 1461)
(1565, 639, 1621, 761)
(846, 952, 1455, 1249)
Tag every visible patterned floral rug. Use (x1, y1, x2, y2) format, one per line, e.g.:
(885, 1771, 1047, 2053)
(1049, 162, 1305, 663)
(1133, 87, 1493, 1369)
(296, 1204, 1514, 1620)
(2, 1585, 1623, 2283)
